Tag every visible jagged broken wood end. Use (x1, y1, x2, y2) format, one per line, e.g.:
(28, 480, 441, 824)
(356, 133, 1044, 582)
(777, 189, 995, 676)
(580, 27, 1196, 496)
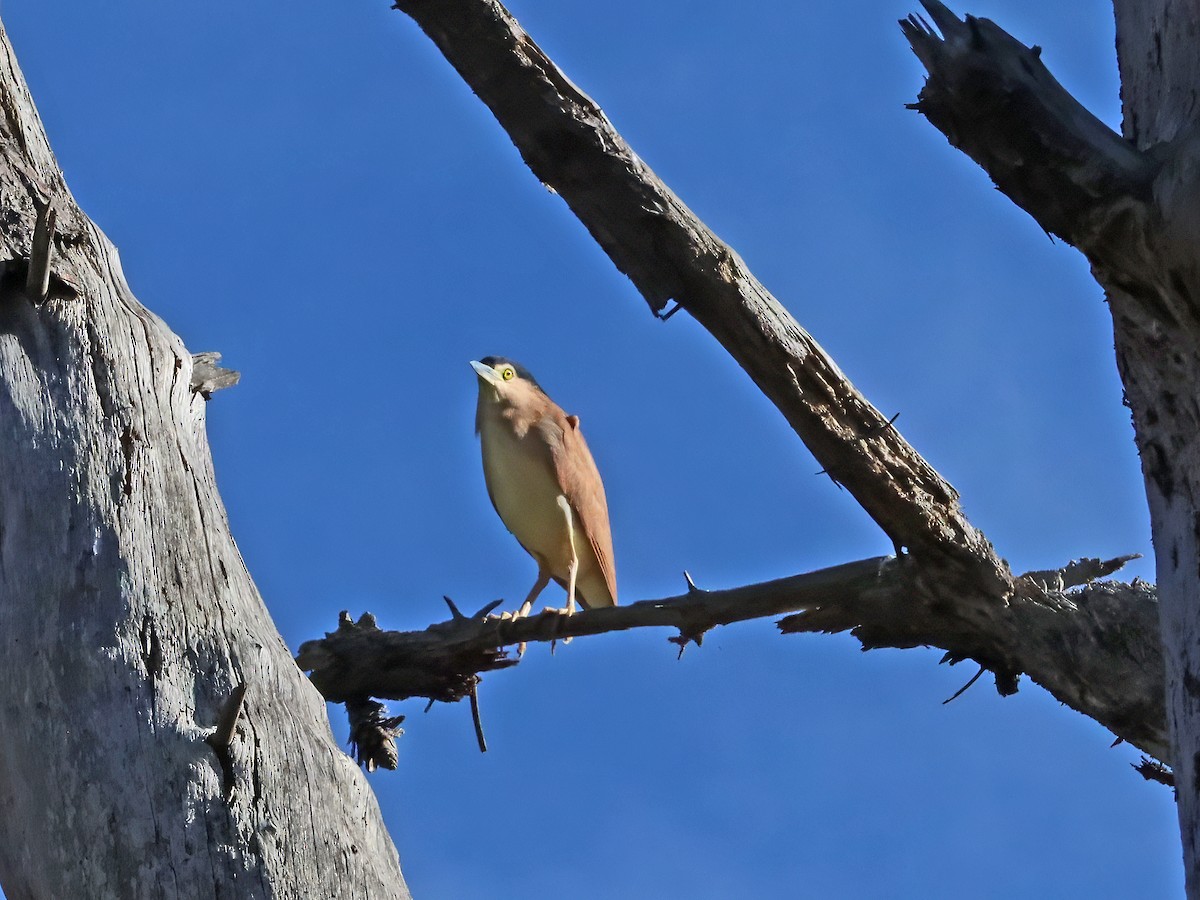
(191, 351, 241, 398)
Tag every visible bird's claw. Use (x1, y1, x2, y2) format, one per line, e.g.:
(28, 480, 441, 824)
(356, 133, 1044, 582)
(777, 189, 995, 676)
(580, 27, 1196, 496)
(541, 605, 576, 653)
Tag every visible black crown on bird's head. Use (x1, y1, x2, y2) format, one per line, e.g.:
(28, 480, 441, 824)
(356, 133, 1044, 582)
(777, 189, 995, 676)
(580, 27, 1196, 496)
(478, 356, 542, 391)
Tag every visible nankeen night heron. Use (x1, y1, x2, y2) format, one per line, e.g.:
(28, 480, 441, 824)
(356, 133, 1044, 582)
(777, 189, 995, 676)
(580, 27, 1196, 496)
(470, 357, 618, 619)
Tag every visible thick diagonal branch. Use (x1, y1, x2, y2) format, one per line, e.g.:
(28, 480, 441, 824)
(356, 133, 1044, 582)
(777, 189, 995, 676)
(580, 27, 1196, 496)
(298, 554, 1165, 760)
(390, 0, 1001, 573)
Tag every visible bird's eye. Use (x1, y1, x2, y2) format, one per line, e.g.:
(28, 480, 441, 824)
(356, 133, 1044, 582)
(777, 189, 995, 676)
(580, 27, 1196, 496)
(502, 368, 515, 381)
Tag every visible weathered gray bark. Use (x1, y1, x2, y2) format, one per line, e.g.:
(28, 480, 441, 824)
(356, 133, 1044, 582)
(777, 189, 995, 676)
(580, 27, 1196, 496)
(900, 0, 1200, 892)
(1112, 0, 1200, 889)
(0, 19, 408, 900)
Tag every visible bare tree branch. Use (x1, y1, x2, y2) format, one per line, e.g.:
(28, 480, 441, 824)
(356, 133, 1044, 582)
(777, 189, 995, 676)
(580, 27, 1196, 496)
(900, 1, 1200, 330)
(298, 559, 896, 702)
(298, 554, 1166, 760)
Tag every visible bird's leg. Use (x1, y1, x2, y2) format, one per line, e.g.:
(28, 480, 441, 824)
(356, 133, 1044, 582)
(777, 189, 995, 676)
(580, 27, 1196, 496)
(551, 496, 581, 617)
(553, 555, 580, 652)
(517, 569, 551, 619)
(515, 569, 551, 657)
(565, 556, 579, 618)
(550, 497, 581, 652)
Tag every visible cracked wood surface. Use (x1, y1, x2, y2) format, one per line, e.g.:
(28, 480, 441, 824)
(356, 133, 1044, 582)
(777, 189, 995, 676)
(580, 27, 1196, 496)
(0, 19, 407, 900)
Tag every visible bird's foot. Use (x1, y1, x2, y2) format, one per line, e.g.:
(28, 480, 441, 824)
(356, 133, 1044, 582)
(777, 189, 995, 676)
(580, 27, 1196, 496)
(541, 603, 576, 653)
(481, 605, 533, 655)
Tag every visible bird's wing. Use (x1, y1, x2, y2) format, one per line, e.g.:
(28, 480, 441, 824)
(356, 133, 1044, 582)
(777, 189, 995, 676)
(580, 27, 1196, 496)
(546, 412, 617, 606)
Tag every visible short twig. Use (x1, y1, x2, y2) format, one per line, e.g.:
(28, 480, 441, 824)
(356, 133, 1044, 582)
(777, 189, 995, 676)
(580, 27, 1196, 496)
(668, 627, 706, 659)
(189, 352, 241, 398)
(1133, 757, 1174, 788)
(475, 599, 504, 618)
(26, 202, 55, 302)
(863, 411, 901, 436)
(446, 596, 504, 620)
(942, 664, 985, 704)
(469, 678, 488, 753)
(1019, 555, 1141, 592)
(206, 682, 248, 797)
(347, 698, 406, 772)
(657, 301, 683, 321)
(207, 682, 248, 754)
(813, 466, 845, 489)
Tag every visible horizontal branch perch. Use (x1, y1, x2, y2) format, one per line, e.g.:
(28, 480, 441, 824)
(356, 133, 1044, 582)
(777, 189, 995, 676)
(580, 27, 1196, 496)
(298, 553, 1165, 760)
(297, 557, 897, 703)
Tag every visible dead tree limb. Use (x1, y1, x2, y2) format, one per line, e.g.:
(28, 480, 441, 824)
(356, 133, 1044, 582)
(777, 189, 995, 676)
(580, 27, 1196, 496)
(901, 3, 1157, 256)
(299, 554, 1166, 761)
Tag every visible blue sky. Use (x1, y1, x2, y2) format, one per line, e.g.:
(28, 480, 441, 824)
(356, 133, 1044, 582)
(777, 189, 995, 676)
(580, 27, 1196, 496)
(2, 1, 1179, 897)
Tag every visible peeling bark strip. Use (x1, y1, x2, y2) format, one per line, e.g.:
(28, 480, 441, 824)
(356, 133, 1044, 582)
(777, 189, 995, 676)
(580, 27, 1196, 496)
(0, 18, 409, 899)
(900, 0, 1200, 892)
(299, 555, 1166, 760)
(189, 351, 241, 398)
(389, 0, 1002, 573)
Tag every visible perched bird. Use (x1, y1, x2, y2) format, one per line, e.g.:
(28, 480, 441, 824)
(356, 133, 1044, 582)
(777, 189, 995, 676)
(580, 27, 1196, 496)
(470, 357, 617, 619)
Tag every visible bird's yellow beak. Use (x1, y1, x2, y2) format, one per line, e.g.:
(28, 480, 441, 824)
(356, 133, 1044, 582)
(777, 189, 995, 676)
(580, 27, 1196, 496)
(470, 359, 504, 387)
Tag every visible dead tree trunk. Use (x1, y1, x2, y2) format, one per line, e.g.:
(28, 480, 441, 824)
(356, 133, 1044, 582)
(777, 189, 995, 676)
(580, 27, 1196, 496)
(0, 19, 409, 900)
(1112, 1, 1200, 889)
(895, 0, 1200, 891)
